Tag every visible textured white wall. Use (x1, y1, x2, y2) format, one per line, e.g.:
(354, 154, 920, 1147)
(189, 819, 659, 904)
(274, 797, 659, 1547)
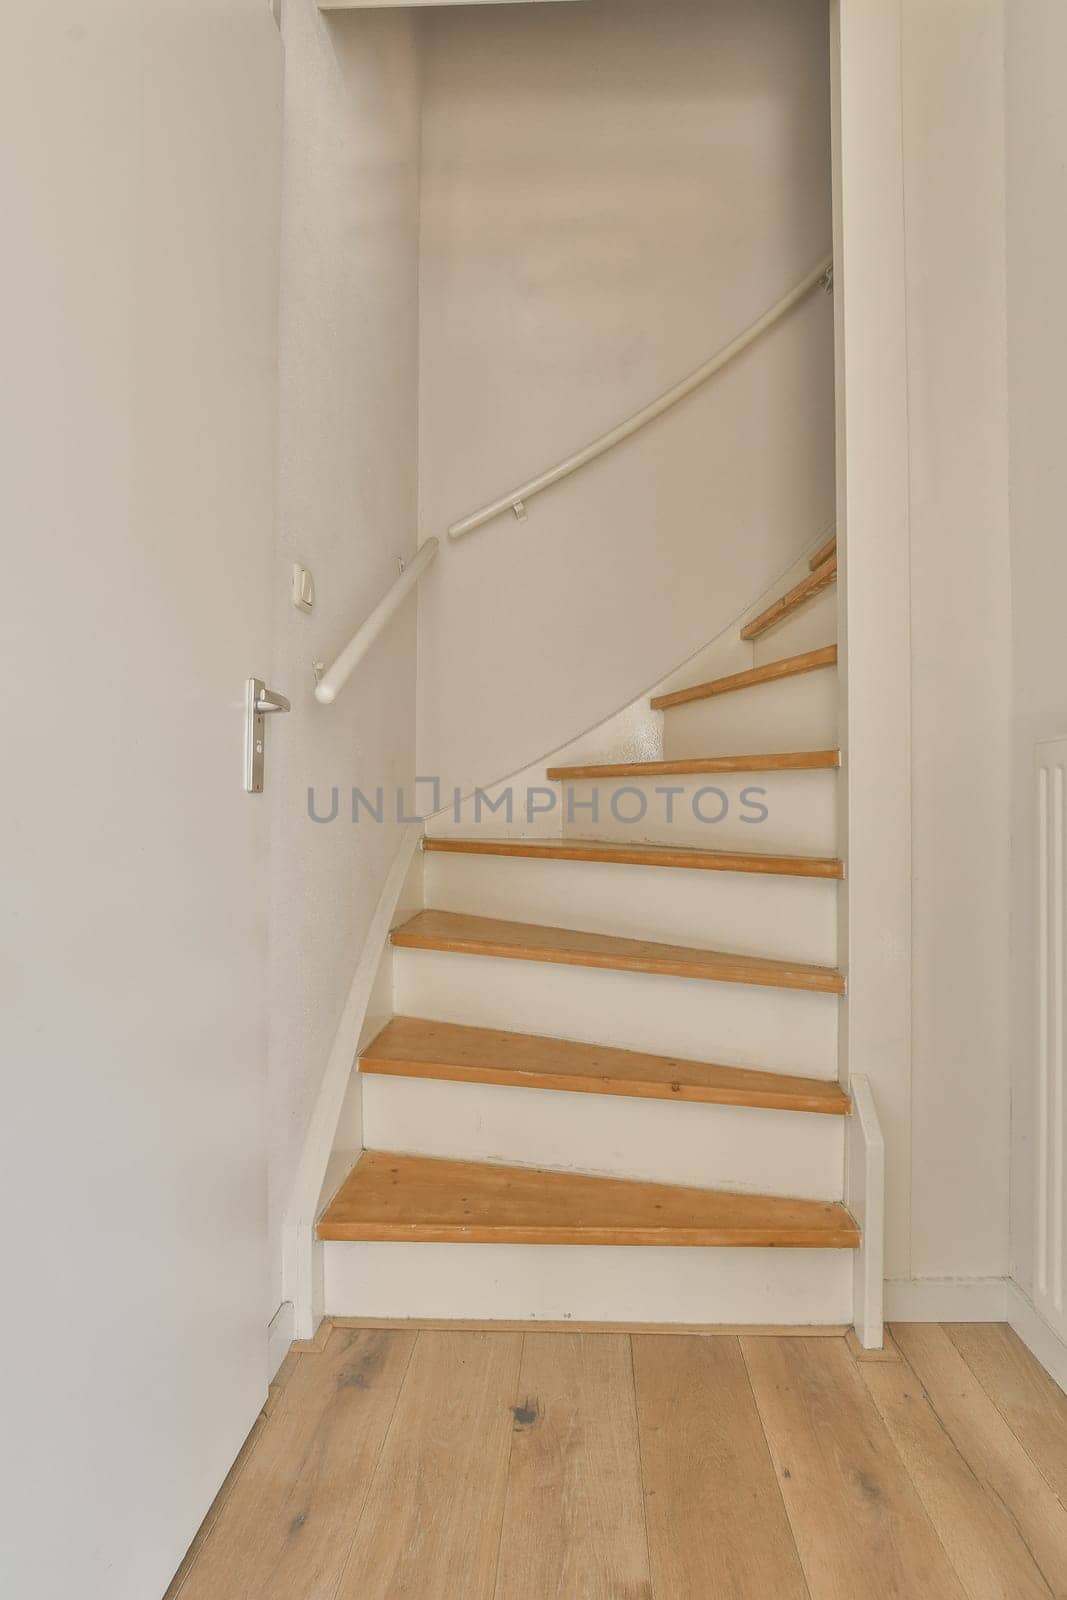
(415, 0, 836, 797)
(1004, 0, 1067, 1302)
(269, 0, 421, 1309)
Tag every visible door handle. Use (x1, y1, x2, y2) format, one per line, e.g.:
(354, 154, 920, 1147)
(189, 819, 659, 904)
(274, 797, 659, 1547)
(245, 678, 290, 794)
(255, 685, 291, 716)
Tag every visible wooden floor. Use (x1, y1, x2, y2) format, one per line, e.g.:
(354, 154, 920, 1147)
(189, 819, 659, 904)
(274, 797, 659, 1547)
(166, 1321, 1067, 1600)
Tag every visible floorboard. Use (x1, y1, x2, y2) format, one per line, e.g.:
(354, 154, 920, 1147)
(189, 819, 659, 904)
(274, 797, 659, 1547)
(741, 1335, 968, 1598)
(164, 1413, 269, 1599)
(168, 1323, 1067, 1600)
(892, 1324, 1067, 1598)
(177, 1328, 415, 1600)
(945, 1322, 1067, 1507)
(334, 1330, 522, 1600)
(493, 1332, 651, 1599)
(633, 1334, 808, 1598)
(860, 1350, 1055, 1599)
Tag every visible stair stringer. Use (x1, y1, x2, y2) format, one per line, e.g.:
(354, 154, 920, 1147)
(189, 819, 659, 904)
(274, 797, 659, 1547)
(280, 823, 423, 1340)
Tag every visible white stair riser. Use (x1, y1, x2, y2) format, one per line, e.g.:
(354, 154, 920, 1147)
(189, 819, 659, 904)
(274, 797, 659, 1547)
(424, 851, 838, 965)
(322, 1241, 854, 1323)
(361, 1074, 845, 1198)
(557, 771, 838, 855)
(661, 670, 838, 762)
(393, 948, 840, 1077)
(752, 583, 838, 663)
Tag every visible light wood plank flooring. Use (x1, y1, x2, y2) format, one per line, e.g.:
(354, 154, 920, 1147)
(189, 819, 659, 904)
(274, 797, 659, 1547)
(166, 1322, 1067, 1600)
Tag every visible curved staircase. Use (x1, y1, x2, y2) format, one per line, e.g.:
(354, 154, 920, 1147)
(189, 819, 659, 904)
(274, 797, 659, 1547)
(318, 536, 863, 1326)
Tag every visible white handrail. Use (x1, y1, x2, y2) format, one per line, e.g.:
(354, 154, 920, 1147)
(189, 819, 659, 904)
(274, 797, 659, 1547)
(314, 537, 439, 705)
(448, 255, 833, 540)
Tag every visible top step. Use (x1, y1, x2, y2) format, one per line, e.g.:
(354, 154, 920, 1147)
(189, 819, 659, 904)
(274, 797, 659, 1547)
(651, 645, 837, 712)
(741, 556, 837, 643)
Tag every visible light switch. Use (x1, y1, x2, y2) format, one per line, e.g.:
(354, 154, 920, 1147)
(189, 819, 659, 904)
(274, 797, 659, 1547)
(292, 563, 315, 614)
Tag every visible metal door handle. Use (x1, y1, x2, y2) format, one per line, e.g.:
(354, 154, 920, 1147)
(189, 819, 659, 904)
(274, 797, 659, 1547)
(255, 686, 291, 715)
(245, 678, 290, 794)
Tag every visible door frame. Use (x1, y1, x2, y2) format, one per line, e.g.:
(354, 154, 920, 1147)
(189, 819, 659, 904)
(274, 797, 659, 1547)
(831, 0, 913, 1295)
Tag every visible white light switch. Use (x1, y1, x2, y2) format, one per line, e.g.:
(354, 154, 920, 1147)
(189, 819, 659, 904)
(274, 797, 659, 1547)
(291, 563, 315, 613)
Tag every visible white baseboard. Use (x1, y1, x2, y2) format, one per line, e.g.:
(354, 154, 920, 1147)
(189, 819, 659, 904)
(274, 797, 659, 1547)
(884, 1276, 1008, 1322)
(1006, 1281, 1067, 1397)
(267, 1300, 295, 1381)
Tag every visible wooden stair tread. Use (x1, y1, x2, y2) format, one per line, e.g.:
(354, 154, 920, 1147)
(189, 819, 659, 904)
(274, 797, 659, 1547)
(423, 836, 843, 880)
(317, 1151, 860, 1247)
(362, 1016, 851, 1115)
(741, 555, 837, 642)
(809, 534, 837, 570)
(546, 750, 840, 779)
(651, 646, 838, 711)
(391, 910, 846, 995)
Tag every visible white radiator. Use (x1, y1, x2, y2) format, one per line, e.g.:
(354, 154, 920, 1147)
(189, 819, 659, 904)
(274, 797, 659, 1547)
(1036, 738, 1067, 1340)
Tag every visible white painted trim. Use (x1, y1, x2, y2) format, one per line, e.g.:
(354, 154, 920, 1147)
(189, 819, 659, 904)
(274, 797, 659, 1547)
(267, 1300, 295, 1381)
(1007, 1280, 1067, 1397)
(281, 823, 423, 1339)
(848, 1075, 884, 1348)
(832, 0, 914, 1280)
(884, 1276, 1008, 1322)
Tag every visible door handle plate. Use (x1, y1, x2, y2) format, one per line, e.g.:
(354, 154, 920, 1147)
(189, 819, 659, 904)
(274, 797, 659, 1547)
(245, 677, 290, 793)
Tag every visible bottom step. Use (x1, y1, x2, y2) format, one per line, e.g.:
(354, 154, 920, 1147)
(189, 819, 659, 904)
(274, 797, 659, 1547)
(317, 1152, 859, 1248)
(321, 1240, 855, 1324)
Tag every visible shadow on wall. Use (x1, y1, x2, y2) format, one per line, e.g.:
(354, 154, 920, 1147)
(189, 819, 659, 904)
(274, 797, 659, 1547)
(415, 0, 836, 797)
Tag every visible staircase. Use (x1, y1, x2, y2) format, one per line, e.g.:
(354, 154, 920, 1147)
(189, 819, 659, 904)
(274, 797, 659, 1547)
(318, 537, 860, 1325)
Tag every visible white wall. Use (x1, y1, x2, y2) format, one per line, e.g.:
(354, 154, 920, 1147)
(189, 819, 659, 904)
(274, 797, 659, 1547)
(1004, 0, 1067, 1302)
(900, 0, 1011, 1282)
(268, 0, 422, 1313)
(0, 3, 283, 1594)
(416, 0, 835, 797)
(834, 0, 1012, 1290)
